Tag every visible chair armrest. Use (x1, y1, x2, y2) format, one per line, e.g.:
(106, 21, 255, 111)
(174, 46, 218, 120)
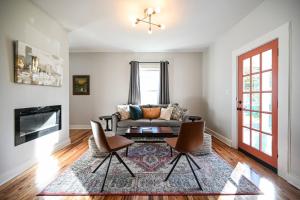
(112, 112, 120, 132)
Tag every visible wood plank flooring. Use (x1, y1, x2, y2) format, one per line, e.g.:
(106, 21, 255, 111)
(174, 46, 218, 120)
(0, 129, 299, 200)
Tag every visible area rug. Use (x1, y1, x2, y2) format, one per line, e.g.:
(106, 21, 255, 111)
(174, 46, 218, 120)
(38, 143, 262, 196)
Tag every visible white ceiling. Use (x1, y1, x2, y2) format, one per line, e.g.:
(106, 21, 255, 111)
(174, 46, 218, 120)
(32, 0, 263, 52)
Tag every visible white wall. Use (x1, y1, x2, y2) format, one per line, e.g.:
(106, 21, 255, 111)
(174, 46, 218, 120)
(202, 0, 300, 187)
(0, 0, 69, 184)
(70, 52, 203, 127)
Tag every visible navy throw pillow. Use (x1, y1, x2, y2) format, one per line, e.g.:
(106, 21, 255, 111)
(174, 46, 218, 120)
(129, 105, 143, 120)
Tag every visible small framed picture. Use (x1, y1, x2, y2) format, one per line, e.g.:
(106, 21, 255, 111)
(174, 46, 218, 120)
(73, 75, 90, 95)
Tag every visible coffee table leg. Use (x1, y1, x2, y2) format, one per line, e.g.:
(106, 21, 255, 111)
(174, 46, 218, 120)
(126, 146, 129, 157)
(105, 119, 109, 131)
(170, 146, 173, 157)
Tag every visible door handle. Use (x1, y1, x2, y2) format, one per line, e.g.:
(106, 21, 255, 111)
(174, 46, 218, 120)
(237, 107, 242, 111)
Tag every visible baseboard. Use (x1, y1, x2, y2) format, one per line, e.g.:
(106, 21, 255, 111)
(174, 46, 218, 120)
(286, 174, 300, 189)
(70, 124, 91, 129)
(0, 138, 70, 186)
(205, 127, 232, 147)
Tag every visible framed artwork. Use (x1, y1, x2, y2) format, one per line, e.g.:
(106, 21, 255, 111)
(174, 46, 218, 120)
(73, 75, 90, 95)
(14, 41, 63, 87)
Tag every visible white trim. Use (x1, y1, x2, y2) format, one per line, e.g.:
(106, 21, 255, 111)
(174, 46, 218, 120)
(206, 127, 232, 147)
(231, 22, 299, 188)
(0, 138, 70, 186)
(287, 174, 300, 189)
(70, 124, 91, 129)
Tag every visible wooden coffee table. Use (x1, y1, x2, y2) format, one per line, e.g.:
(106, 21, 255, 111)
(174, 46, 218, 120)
(124, 126, 175, 142)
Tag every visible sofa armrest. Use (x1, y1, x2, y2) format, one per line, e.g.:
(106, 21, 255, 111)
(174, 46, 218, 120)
(182, 113, 190, 122)
(112, 112, 120, 133)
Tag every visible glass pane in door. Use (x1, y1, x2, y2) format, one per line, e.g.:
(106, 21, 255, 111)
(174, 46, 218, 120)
(262, 50, 272, 71)
(252, 93, 260, 111)
(252, 54, 260, 73)
(262, 71, 272, 91)
(262, 113, 272, 133)
(243, 128, 250, 145)
(262, 93, 272, 112)
(243, 111, 250, 127)
(251, 130, 260, 150)
(252, 112, 260, 130)
(243, 76, 250, 92)
(243, 93, 250, 110)
(243, 58, 250, 75)
(252, 74, 260, 92)
(262, 134, 272, 156)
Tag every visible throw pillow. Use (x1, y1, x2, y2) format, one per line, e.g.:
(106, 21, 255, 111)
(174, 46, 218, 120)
(117, 105, 130, 120)
(168, 103, 187, 121)
(142, 107, 161, 119)
(159, 107, 173, 120)
(129, 105, 143, 120)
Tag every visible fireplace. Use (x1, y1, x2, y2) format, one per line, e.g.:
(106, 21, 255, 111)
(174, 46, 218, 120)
(15, 105, 62, 146)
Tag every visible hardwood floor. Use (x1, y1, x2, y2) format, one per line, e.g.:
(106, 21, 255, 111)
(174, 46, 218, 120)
(0, 129, 299, 200)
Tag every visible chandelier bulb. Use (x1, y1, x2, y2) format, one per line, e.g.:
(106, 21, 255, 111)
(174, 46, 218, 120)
(147, 8, 154, 15)
(160, 24, 166, 30)
(155, 7, 161, 14)
(148, 29, 152, 34)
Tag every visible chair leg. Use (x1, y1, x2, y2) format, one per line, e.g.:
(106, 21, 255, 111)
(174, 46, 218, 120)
(92, 153, 111, 173)
(113, 152, 135, 177)
(126, 146, 129, 157)
(186, 155, 203, 190)
(101, 153, 113, 192)
(114, 152, 122, 164)
(187, 154, 201, 169)
(164, 153, 182, 181)
(169, 154, 180, 165)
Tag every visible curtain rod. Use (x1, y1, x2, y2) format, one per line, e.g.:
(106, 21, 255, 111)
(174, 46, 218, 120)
(129, 61, 169, 64)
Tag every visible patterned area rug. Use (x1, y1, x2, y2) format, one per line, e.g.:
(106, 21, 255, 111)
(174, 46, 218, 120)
(38, 143, 262, 196)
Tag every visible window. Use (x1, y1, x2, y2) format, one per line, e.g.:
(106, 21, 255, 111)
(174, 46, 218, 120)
(139, 64, 160, 105)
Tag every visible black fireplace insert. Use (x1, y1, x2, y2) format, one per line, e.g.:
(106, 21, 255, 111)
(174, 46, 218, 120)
(15, 105, 62, 146)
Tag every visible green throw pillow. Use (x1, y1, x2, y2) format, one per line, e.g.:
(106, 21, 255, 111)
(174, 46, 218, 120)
(129, 105, 143, 120)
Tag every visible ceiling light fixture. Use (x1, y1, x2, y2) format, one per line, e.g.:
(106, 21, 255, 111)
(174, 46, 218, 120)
(132, 7, 165, 34)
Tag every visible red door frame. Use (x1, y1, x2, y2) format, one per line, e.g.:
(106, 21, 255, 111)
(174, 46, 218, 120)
(238, 39, 278, 168)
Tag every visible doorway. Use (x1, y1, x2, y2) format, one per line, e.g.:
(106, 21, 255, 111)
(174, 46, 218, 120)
(237, 39, 278, 169)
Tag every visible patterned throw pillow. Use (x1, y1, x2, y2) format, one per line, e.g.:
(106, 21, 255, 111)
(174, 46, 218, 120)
(142, 107, 161, 119)
(168, 103, 187, 121)
(159, 107, 173, 120)
(129, 105, 143, 120)
(117, 105, 130, 120)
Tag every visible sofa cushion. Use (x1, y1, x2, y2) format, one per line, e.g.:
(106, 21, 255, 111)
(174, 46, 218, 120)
(117, 105, 130, 120)
(159, 107, 173, 120)
(142, 107, 161, 119)
(117, 119, 151, 127)
(129, 105, 143, 120)
(150, 119, 181, 127)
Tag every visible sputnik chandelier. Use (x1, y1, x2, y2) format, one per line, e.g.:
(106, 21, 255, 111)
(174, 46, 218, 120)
(132, 7, 165, 34)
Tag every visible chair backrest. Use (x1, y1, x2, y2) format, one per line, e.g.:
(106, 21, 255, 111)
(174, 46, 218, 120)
(175, 121, 205, 153)
(90, 120, 111, 152)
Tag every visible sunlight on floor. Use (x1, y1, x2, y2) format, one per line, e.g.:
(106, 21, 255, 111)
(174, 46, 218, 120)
(257, 177, 275, 200)
(35, 155, 59, 188)
(34, 131, 60, 187)
(34, 131, 59, 160)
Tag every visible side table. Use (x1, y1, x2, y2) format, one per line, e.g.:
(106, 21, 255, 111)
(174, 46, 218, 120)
(99, 115, 112, 131)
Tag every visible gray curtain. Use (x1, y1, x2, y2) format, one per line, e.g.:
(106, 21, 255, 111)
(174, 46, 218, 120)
(159, 61, 170, 104)
(128, 61, 141, 104)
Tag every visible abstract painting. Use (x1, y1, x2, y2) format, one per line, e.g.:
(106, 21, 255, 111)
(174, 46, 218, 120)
(73, 75, 90, 95)
(14, 41, 63, 87)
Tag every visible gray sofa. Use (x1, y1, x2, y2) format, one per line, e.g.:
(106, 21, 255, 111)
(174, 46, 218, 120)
(112, 104, 189, 135)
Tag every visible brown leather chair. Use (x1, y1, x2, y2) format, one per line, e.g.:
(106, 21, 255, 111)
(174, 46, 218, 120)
(164, 121, 205, 190)
(90, 120, 135, 192)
